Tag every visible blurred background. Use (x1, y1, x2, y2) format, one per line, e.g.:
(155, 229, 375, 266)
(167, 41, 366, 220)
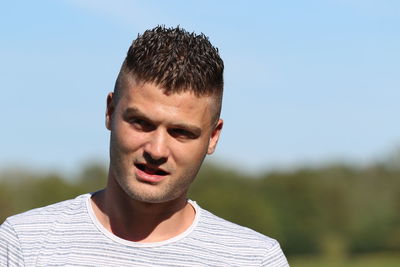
(1, 1, 399, 266)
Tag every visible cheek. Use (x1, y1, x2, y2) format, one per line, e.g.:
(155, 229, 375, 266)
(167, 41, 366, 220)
(112, 125, 145, 153)
(173, 139, 210, 167)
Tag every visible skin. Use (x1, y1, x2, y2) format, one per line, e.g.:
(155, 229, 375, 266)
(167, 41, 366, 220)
(91, 77, 223, 242)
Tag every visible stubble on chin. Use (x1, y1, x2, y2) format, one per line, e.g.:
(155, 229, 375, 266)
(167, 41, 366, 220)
(113, 168, 198, 205)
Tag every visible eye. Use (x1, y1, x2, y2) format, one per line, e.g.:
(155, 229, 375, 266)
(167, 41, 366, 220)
(169, 128, 197, 140)
(129, 118, 154, 131)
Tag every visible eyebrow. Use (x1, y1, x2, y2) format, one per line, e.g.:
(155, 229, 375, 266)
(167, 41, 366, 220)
(123, 107, 148, 119)
(123, 107, 202, 136)
(170, 122, 202, 137)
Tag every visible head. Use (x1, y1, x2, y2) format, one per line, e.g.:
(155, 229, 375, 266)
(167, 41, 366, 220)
(106, 26, 224, 204)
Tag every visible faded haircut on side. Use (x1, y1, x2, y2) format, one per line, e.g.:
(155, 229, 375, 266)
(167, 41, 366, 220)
(113, 25, 224, 124)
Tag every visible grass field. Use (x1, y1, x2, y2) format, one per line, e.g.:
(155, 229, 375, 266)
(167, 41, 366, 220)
(288, 252, 400, 267)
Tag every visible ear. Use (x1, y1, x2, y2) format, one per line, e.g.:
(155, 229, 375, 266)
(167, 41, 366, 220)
(105, 92, 114, 130)
(207, 119, 223, 155)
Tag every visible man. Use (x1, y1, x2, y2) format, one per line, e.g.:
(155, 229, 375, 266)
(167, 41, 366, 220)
(0, 26, 289, 266)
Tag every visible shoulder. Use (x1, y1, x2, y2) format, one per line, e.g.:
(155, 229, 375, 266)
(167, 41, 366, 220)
(0, 193, 90, 264)
(3, 193, 90, 231)
(190, 202, 289, 266)
(196, 204, 276, 245)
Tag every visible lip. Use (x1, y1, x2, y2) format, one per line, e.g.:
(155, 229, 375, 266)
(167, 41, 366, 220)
(134, 163, 169, 184)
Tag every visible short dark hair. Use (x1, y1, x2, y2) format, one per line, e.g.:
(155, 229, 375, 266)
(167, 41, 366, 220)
(114, 26, 224, 122)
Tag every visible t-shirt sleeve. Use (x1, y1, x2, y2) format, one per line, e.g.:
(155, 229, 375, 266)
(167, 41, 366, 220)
(0, 219, 25, 266)
(261, 239, 290, 267)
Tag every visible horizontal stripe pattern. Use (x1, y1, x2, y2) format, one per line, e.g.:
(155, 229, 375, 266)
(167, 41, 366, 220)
(1, 194, 289, 266)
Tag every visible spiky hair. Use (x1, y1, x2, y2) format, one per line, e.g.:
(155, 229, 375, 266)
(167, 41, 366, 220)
(114, 25, 224, 103)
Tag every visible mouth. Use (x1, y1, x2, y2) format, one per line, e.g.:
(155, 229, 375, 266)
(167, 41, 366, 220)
(134, 163, 169, 176)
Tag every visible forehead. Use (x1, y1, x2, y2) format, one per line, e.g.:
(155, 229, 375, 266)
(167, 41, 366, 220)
(117, 79, 215, 126)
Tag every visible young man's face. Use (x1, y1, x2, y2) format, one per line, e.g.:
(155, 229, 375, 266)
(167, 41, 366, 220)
(106, 78, 222, 204)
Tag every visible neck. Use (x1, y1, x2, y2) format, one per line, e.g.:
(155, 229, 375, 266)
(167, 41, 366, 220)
(91, 181, 195, 243)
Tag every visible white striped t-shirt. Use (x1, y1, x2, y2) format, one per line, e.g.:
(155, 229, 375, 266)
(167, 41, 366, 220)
(0, 193, 289, 266)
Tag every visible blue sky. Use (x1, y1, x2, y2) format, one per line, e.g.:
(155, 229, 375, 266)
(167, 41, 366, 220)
(1, 0, 399, 173)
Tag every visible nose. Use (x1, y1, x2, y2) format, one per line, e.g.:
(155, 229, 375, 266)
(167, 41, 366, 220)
(143, 129, 170, 164)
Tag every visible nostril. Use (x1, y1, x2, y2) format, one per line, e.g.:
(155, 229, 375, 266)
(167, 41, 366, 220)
(143, 152, 168, 165)
(143, 136, 170, 160)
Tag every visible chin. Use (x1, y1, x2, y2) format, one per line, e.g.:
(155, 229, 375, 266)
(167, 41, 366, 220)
(121, 184, 180, 204)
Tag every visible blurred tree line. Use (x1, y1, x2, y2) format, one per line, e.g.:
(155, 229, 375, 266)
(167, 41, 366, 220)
(1, 157, 399, 258)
